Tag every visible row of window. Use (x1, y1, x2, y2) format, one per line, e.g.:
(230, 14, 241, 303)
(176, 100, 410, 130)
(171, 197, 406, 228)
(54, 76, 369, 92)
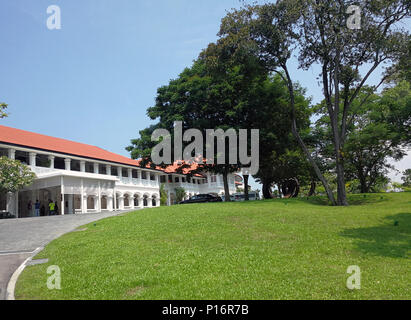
(0, 148, 157, 180)
(159, 175, 213, 185)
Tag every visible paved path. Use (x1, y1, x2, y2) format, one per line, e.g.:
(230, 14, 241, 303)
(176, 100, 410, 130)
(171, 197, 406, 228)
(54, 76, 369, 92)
(0, 211, 130, 300)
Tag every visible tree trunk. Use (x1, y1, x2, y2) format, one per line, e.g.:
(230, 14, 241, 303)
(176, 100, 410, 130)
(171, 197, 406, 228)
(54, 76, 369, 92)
(243, 175, 249, 201)
(222, 171, 231, 202)
(308, 181, 316, 197)
(281, 66, 337, 206)
(262, 182, 273, 199)
(335, 155, 348, 206)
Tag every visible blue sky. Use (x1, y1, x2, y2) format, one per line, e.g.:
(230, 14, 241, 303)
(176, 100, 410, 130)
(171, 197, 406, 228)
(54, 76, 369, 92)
(0, 0, 409, 187)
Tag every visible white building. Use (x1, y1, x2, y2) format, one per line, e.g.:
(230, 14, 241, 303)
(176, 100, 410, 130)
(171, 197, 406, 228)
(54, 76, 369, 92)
(0, 125, 238, 218)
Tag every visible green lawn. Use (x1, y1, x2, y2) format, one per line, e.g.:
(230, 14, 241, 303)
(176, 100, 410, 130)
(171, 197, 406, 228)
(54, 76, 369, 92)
(15, 192, 410, 300)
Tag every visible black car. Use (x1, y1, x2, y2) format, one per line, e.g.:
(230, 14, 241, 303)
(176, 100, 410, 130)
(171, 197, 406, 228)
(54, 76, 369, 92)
(179, 194, 222, 204)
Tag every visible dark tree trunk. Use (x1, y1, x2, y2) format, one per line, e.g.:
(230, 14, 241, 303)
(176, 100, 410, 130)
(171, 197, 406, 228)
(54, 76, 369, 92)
(308, 181, 316, 197)
(222, 171, 231, 202)
(262, 182, 273, 199)
(243, 175, 249, 201)
(277, 184, 282, 198)
(335, 157, 348, 205)
(358, 171, 368, 194)
(281, 66, 337, 206)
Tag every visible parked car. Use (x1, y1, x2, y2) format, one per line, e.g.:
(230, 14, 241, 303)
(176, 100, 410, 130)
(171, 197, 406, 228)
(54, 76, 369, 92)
(179, 194, 222, 204)
(220, 195, 235, 202)
(233, 191, 260, 201)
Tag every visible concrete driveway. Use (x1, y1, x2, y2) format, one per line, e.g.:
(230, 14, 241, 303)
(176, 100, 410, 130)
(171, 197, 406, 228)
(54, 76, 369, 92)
(0, 211, 128, 300)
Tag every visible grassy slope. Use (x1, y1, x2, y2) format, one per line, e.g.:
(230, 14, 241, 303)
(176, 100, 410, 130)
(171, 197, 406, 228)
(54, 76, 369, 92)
(15, 193, 410, 300)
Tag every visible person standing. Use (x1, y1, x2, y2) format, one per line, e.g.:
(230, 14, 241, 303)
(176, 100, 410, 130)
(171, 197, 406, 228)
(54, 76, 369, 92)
(48, 200, 55, 216)
(34, 200, 40, 217)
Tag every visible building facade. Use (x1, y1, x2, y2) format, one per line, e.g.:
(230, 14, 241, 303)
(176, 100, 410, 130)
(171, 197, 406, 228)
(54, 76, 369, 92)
(0, 125, 238, 218)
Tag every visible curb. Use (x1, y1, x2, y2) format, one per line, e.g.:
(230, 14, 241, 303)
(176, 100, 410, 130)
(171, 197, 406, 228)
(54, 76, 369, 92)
(6, 247, 43, 300)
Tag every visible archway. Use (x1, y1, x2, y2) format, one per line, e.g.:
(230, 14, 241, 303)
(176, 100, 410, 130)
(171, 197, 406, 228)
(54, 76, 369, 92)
(143, 194, 149, 207)
(124, 194, 130, 207)
(101, 195, 108, 210)
(87, 196, 95, 210)
(152, 194, 158, 207)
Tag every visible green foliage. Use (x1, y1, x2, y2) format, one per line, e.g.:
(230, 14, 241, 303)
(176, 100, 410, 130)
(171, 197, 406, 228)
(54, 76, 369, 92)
(160, 184, 168, 206)
(175, 187, 186, 203)
(315, 81, 411, 193)
(402, 169, 411, 187)
(0, 156, 36, 193)
(0, 102, 8, 118)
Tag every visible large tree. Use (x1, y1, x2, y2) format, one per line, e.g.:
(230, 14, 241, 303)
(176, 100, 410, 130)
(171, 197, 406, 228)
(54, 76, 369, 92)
(128, 48, 268, 201)
(218, 0, 410, 205)
(315, 81, 411, 193)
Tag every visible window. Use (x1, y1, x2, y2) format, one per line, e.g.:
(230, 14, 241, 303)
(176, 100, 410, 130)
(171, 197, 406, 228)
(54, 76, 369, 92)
(85, 162, 94, 173)
(160, 176, 166, 183)
(182, 177, 186, 183)
(175, 177, 180, 183)
(99, 164, 107, 175)
(36, 154, 50, 168)
(141, 171, 147, 179)
(168, 175, 173, 183)
(211, 176, 217, 183)
(71, 160, 81, 172)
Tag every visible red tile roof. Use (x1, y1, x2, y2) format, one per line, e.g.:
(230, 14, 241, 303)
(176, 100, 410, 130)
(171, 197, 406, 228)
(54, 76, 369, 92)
(0, 125, 144, 168)
(162, 161, 206, 177)
(0, 125, 204, 177)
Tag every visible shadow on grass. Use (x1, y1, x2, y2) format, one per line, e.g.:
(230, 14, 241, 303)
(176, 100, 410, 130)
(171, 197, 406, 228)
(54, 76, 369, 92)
(340, 213, 411, 259)
(300, 194, 389, 206)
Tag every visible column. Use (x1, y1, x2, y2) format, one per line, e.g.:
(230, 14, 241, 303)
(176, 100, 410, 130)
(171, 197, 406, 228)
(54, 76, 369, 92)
(113, 188, 117, 211)
(80, 178, 85, 213)
(140, 196, 144, 209)
(65, 158, 71, 171)
(147, 196, 152, 208)
(106, 165, 111, 176)
(80, 160, 86, 172)
(94, 163, 99, 174)
(118, 195, 124, 210)
(49, 155, 55, 169)
(129, 194, 135, 210)
(167, 190, 171, 206)
(118, 167, 123, 179)
(138, 170, 142, 185)
(83, 195, 88, 214)
(128, 168, 133, 184)
(29, 152, 37, 167)
(93, 195, 98, 212)
(6, 192, 14, 215)
(8, 148, 15, 160)
(107, 195, 113, 212)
